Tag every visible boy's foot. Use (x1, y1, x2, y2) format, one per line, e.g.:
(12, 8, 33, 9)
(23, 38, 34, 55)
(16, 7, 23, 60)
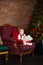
(26, 43, 32, 45)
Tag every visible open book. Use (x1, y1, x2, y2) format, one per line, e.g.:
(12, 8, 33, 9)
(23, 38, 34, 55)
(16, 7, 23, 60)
(23, 35, 33, 42)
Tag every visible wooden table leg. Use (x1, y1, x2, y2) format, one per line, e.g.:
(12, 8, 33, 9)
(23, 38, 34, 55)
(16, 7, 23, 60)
(5, 53, 8, 61)
(20, 54, 23, 64)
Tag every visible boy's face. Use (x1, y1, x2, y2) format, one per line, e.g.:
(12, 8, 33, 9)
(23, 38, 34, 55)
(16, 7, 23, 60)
(19, 29, 24, 35)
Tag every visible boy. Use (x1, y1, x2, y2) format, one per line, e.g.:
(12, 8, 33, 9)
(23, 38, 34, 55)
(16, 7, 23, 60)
(18, 29, 33, 45)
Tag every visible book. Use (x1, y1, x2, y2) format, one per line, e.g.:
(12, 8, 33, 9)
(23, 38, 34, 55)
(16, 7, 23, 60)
(23, 35, 33, 42)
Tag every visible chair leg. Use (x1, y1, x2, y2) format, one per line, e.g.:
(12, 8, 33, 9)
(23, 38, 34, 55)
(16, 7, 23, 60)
(20, 54, 23, 63)
(5, 53, 8, 61)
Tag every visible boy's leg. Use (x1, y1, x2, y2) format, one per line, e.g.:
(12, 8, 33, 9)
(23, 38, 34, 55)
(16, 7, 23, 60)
(26, 43, 32, 45)
(23, 41, 27, 45)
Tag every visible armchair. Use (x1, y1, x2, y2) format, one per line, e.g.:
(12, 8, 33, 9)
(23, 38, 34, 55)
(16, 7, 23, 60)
(0, 24, 35, 63)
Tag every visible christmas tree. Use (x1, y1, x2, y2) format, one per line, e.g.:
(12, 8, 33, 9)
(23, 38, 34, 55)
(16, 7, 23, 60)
(29, 0, 43, 43)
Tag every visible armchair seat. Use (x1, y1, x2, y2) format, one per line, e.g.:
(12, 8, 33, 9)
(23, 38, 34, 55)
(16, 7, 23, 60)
(18, 43, 35, 52)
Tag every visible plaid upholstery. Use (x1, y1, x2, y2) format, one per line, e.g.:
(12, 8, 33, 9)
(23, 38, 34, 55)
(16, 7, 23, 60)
(0, 24, 35, 53)
(17, 43, 35, 52)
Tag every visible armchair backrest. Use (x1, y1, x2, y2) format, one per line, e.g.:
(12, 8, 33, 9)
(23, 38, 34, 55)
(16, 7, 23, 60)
(0, 24, 13, 37)
(0, 24, 19, 44)
(0, 24, 18, 37)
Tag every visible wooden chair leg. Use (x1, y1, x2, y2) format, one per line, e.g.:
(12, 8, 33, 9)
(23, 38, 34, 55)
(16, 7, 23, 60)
(20, 54, 23, 63)
(5, 53, 8, 61)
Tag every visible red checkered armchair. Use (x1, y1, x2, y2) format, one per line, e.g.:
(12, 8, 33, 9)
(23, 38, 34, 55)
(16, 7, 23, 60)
(0, 24, 35, 63)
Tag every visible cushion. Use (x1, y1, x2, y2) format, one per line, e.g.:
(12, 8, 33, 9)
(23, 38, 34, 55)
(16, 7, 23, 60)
(0, 45, 8, 52)
(13, 28, 19, 41)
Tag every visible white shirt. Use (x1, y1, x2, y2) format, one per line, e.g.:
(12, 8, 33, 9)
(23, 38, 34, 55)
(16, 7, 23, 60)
(18, 34, 26, 40)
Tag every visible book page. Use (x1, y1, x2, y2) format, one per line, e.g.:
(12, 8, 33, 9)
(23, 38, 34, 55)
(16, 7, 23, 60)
(23, 35, 33, 42)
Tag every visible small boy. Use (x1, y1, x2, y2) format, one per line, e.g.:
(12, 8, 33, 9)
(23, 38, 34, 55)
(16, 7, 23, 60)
(18, 28, 33, 45)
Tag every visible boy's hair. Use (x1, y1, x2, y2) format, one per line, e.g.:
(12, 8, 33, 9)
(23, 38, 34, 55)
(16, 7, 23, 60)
(19, 28, 24, 33)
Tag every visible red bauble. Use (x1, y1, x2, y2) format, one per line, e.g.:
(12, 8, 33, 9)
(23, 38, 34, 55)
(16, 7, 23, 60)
(29, 16, 32, 20)
(36, 34, 38, 37)
(38, 29, 41, 32)
(42, 33, 43, 36)
(40, 24, 43, 28)
(32, 28, 35, 32)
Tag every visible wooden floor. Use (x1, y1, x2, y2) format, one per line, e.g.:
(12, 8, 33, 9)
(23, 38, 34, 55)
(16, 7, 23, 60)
(0, 53, 43, 65)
